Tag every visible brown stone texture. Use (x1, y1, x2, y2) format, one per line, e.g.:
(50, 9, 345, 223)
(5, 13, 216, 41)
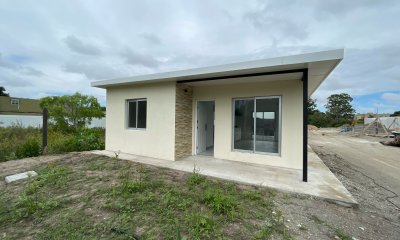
(175, 83, 193, 159)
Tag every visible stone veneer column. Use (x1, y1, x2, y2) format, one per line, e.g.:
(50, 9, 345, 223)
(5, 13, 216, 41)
(175, 83, 193, 159)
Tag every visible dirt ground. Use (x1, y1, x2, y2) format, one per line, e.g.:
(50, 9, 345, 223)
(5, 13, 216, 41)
(1, 134, 400, 239)
(293, 129, 399, 239)
(309, 129, 400, 208)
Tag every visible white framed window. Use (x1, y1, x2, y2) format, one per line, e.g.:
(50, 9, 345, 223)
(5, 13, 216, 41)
(126, 99, 147, 129)
(10, 98, 20, 106)
(233, 96, 281, 155)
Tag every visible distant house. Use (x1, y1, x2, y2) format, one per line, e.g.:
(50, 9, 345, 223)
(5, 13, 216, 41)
(354, 113, 391, 120)
(92, 49, 344, 182)
(0, 96, 42, 115)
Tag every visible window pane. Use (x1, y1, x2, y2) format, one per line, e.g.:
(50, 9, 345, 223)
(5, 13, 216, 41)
(255, 98, 279, 153)
(137, 100, 147, 128)
(233, 99, 254, 151)
(128, 101, 137, 128)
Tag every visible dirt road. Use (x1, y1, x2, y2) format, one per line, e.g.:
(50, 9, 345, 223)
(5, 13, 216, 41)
(309, 129, 400, 208)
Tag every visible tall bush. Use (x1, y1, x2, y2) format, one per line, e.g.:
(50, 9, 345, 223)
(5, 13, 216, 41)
(40, 92, 104, 132)
(15, 138, 41, 159)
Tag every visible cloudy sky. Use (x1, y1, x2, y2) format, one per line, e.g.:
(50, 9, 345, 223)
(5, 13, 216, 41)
(1, 0, 399, 113)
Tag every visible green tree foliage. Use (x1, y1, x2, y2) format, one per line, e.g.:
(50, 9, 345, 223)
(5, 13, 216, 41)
(308, 98, 318, 115)
(390, 111, 400, 117)
(325, 93, 355, 127)
(40, 93, 104, 132)
(308, 98, 329, 127)
(309, 111, 330, 128)
(0, 86, 9, 96)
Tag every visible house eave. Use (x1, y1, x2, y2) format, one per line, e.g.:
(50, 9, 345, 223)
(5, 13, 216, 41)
(91, 49, 344, 94)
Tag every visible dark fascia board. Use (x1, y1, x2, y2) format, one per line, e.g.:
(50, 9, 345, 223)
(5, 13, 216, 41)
(176, 68, 307, 84)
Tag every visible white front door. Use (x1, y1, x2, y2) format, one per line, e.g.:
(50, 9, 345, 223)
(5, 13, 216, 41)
(196, 101, 208, 154)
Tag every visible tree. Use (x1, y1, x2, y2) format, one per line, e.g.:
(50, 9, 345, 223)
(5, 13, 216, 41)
(325, 93, 355, 126)
(0, 86, 9, 96)
(390, 111, 400, 117)
(309, 111, 329, 128)
(40, 92, 105, 132)
(308, 98, 318, 115)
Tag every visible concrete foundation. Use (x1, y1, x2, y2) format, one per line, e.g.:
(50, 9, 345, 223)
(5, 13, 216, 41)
(92, 146, 357, 207)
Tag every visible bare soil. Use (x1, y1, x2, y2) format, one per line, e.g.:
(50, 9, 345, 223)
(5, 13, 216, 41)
(289, 129, 400, 240)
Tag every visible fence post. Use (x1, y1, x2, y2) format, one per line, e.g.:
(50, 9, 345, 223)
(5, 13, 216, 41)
(42, 108, 48, 155)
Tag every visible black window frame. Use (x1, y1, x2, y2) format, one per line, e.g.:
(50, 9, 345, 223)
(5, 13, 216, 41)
(126, 98, 147, 129)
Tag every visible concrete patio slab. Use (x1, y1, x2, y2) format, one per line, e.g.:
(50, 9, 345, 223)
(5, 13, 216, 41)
(91, 146, 357, 207)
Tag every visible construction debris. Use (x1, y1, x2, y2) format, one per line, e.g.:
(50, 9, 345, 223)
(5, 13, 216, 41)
(5, 171, 37, 183)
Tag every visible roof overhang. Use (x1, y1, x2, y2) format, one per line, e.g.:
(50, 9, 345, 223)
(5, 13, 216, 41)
(91, 49, 344, 96)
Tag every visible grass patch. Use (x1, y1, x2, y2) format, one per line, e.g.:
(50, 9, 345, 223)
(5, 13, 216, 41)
(0, 153, 291, 239)
(335, 229, 352, 240)
(0, 164, 72, 223)
(242, 190, 263, 201)
(203, 188, 240, 218)
(187, 171, 206, 187)
(16, 165, 71, 220)
(37, 210, 112, 239)
(188, 212, 218, 239)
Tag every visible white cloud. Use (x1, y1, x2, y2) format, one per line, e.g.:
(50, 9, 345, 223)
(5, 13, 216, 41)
(139, 33, 162, 45)
(382, 93, 400, 104)
(0, 53, 44, 76)
(121, 48, 160, 68)
(64, 62, 119, 79)
(63, 35, 102, 56)
(0, 0, 399, 109)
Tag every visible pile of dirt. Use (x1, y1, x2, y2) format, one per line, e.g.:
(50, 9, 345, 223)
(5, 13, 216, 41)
(381, 136, 400, 147)
(308, 124, 318, 131)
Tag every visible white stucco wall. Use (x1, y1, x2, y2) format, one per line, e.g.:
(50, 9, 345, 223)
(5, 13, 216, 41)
(192, 79, 303, 170)
(105, 82, 176, 160)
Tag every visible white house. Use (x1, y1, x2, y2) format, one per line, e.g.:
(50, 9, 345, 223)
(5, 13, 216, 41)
(91, 49, 344, 182)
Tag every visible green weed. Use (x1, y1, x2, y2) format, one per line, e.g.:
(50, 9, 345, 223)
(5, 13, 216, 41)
(335, 229, 352, 240)
(255, 210, 290, 240)
(15, 194, 61, 219)
(12, 165, 72, 220)
(187, 172, 206, 187)
(15, 137, 41, 158)
(0, 126, 105, 162)
(187, 165, 206, 187)
(37, 211, 101, 239)
(188, 212, 217, 239)
(241, 190, 263, 201)
(0, 153, 292, 239)
(310, 215, 325, 224)
(203, 188, 239, 218)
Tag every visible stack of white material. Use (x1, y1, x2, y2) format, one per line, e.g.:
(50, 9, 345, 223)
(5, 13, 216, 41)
(5, 171, 38, 183)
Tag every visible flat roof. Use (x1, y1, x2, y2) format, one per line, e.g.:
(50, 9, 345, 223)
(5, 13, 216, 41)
(91, 49, 344, 95)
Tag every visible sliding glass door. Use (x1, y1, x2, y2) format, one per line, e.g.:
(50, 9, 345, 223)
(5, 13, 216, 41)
(233, 96, 281, 154)
(233, 99, 254, 151)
